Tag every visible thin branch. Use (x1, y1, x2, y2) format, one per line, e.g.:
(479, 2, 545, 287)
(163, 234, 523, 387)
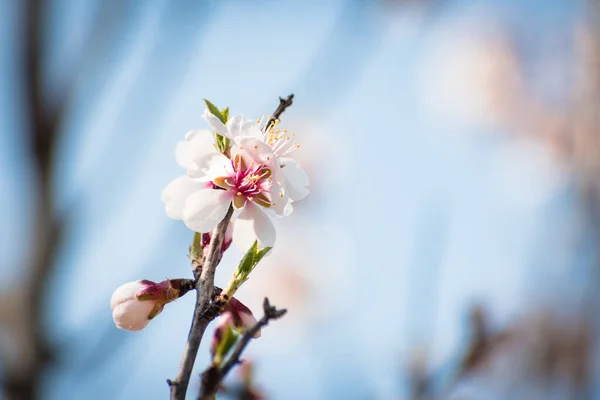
(198, 298, 287, 400)
(168, 94, 295, 399)
(264, 94, 294, 131)
(168, 206, 234, 399)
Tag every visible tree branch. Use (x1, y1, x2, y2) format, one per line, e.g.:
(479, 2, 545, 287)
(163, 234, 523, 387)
(168, 206, 234, 399)
(2, 1, 63, 399)
(168, 94, 294, 399)
(198, 298, 287, 400)
(264, 94, 294, 131)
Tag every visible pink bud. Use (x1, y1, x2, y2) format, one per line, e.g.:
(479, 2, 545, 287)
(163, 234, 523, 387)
(110, 280, 164, 332)
(225, 297, 261, 338)
(202, 222, 234, 258)
(211, 312, 235, 356)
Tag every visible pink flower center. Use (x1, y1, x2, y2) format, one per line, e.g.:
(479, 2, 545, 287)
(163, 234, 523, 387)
(213, 154, 272, 208)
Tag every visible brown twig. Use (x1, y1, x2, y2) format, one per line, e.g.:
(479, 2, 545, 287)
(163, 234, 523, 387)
(168, 206, 234, 399)
(198, 298, 287, 400)
(168, 95, 294, 399)
(264, 94, 294, 131)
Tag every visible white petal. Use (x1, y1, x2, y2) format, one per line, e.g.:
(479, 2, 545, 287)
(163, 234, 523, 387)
(239, 121, 263, 140)
(282, 197, 294, 217)
(176, 130, 218, 172)
(110, 280, 149, 310)
(112, 299, 157, 331)
(226, 115, 244, 138)
(269, 181, 289, 216)
(234, 137, 276, 167)
(161, 176, 206, 220)
(280, 157, 310, 201)
(182, 189, 233, 233)
(233, 202, 276, 250)
(203, 153, 233, 182)
(203, 108, 230, 137)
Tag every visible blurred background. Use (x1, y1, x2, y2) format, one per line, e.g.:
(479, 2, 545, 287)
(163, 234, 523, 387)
(1, 0, 600, 399)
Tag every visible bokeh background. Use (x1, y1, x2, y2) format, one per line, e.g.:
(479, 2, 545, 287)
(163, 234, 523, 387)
(2, 0, 600, 399)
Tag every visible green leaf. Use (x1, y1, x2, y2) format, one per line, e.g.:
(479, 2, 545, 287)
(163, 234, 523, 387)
(254, 246, 272, 264)
(215, 325, 238, 364)
(236, 241, 259, 279)
(204, 99, 227, 124)
(221, 106, 229, 123)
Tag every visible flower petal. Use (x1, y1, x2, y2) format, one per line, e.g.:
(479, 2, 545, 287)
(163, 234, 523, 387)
(161, 176, 206, 220)
(234, 137, 277, 168)
(203, 153, 233, 182)
(239, 120, 263, 140)
(233, 202, 276, 250)
(203, 108, 230, 137)
(268, 180, 289, 216)
(176, 130, 218, 171)
(280, 157, 310, 201)
(112, 300, 157, 331)
(110, 280, 151, 310)
(182, 189, 234, 233)
(226, 115, 244, 137)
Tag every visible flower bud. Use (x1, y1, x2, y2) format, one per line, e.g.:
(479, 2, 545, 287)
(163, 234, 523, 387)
(225, 297, 261, 339)
(211, 312, 236, 358)
(190, 223, 234, 273)
(201, 222, 234, 258)
(110, 279, 185, 331)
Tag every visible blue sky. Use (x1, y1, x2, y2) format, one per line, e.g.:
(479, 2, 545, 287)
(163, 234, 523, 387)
(0, 0, 594, 399)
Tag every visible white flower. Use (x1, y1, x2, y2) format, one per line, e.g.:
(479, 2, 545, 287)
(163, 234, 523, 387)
(163, 109, 310, 250)
(203, 109, 310, 203)
(110, 280, 162, 332)
(163, 132, 286, 248)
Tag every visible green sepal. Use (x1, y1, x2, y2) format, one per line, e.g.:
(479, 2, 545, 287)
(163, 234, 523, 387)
(147, 302, 163, 320)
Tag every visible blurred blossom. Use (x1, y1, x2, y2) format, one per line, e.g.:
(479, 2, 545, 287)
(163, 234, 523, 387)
(420, 25, 522, 129)
(211, 312, 236, 359)
(490, 139, 569, 209)
(224, 297, 261, 338)
(2, 1, 599, 399)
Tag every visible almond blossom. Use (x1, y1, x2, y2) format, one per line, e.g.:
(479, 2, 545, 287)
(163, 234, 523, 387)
(203, 109, 310, 204)
(162, 108, 309, 250)
(163, 134, 283, 248)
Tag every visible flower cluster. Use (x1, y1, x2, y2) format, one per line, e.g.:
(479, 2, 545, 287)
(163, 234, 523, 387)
(109, 100, 307, 340)
(161, 105, 309, 250)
